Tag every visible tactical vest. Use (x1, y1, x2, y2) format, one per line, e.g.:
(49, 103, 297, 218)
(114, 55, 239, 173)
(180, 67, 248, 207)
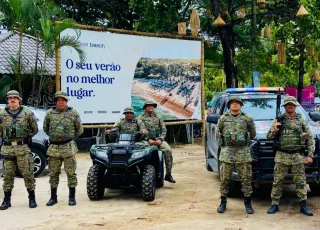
(119, 118, 139, 134)
(1, 106, 28, 141)
(279, 115, 306, 150)
(139, 114, 160, 139)
(221, 113, 249, 147)
(48, 108, 75, 140)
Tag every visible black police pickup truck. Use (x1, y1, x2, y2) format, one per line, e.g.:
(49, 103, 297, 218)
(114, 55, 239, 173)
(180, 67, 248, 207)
(205, 87, 320, 194)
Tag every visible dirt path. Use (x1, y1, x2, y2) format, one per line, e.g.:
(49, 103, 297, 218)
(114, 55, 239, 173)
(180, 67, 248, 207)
(0, 144, 319, 230)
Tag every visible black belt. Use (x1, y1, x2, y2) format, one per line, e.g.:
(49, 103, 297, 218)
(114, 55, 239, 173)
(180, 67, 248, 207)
(2, 139, 30, 146)
(278, 148, 304, 154)
(49, 139, 73, 145)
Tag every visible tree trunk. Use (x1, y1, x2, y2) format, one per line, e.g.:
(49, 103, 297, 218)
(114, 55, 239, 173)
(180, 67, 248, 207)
(39, 53, 47, 93)
(31, 38, 40, 106)
(18, 30, 23, 96)
(218, 25, 238, 88)
(297, 42, 305, 104)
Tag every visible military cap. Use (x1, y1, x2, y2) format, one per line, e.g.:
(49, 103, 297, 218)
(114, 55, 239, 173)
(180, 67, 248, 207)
(6, 90, 22, 100)
(282, 96, 299, 106)
(54, 91, 69, 101)
(227, 96, 243, 108)
(123, 106, 135, 114)
(143, 100, 157, 109)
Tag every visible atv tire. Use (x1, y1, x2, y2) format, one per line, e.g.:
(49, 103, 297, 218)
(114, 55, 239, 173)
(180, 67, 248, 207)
(156, 154, 165, 188)
(87, 164, 105, 200)
(141, 165, 156, 201)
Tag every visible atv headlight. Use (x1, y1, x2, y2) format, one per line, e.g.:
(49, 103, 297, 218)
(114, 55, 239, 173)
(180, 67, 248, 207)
(93, 151, 109, 163)
(131, 151, 146, 160)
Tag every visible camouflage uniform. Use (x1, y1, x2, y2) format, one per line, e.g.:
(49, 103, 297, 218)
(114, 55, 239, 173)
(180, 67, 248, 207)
(216, 96, 256, 214)
(217, 110, 256, 197)
(138, 101, 174, 181)
(43, 91, 83, 206)
(0, 90, 38, 210)
(267, 97, 315, 207)
(112, 107, 147, 134)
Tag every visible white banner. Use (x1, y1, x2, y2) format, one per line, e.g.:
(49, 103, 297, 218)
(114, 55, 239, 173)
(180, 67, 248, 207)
(60, 29, 202, 123)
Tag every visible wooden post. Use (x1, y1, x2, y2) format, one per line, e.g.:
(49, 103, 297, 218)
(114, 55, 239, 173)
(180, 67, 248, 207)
(201, 39, 205, 146)
(55, 30, 61, 92)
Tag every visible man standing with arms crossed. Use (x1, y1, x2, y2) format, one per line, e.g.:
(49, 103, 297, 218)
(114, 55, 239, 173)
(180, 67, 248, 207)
(44, 91, 83, 206)
(216, 96, 256, 214)
(267, 96, 314, 216)
(0, 90, 38, 210)
(138, 101, 176, 183)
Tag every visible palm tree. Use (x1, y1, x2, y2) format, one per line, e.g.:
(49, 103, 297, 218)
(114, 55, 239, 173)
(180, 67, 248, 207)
(28, 0, 85, 106)
(0, 0, 38, 95)
(35, 17, 85, 105)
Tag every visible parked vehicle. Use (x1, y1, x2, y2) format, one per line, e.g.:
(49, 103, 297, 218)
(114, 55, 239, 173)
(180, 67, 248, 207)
(87, 132, 164, 201)
(205, 87, 320, 195)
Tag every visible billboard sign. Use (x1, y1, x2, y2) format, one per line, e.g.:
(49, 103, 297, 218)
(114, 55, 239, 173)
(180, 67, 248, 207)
(60, 29, 202, 123)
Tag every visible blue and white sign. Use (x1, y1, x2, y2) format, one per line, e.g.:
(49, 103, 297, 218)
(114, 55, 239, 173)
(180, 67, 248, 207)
(60, 29, 202, 123)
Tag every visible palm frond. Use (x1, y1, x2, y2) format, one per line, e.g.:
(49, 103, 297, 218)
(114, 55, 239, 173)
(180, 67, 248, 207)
(54, 19, 79, 36)
(8, 55, 21, 75)
(58, 35, 86, 62)
(0, 0, 15, 28)
(0, 75, 14, 98)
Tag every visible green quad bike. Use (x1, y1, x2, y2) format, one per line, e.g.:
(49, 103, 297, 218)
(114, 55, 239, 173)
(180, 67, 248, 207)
(87, 132, 164, 201)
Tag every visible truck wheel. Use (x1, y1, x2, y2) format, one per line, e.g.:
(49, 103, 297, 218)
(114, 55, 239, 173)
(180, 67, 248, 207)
(16, 148, 46, 177)
(193, 127, 202, 138)
(87, 164, 105, 200)
(309, 183, 320, 196)
(141, 165, 156, 201)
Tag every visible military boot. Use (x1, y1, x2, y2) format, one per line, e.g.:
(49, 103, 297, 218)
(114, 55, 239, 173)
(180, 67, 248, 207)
(46, 188, 58, 206)
(27, 189, 37, 208)
(217, 196, 227, 213)
(267, 205, 279, 214)
(0, 190, 12, 210)
(300, 200, 313, 216)
(164, 173, 176, 183)
(244, 197, 254, 214)
(68, 187, 76, 206)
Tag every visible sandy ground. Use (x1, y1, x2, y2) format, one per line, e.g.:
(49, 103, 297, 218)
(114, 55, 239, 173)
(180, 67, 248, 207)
(0, 143, 320, 230)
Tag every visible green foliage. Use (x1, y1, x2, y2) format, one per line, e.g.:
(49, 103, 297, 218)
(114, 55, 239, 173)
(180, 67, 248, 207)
(0, 75, 14, 98)
(129, 0, 183, 32)
(204, 67, 225, 101)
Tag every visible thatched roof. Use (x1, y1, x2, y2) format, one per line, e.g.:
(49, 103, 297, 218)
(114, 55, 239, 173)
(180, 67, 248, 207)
(0, 31, 55, 75)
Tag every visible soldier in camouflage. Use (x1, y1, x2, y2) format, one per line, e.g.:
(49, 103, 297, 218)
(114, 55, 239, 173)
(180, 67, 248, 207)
(267, 96, 314, 216)
(138, 100, 176, 183)
(43, 91, 83, 206)
(0, 90, 38, 210)
(216, 96, 256, 214)
(105, 106, 148, 136)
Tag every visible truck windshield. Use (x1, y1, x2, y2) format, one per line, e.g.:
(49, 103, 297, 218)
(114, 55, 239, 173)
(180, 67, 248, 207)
(227, 97, 309, 121)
